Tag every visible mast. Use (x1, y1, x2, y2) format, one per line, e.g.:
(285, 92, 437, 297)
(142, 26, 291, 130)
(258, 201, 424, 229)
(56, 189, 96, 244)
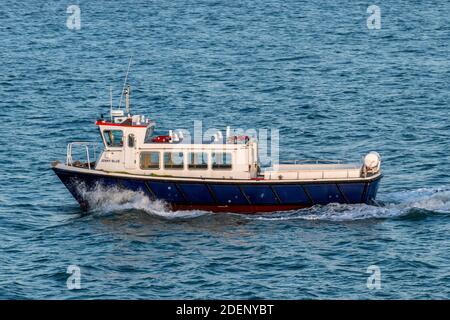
(109, 86, 113, 121)
(125, 85, 131, 116)
(118, 56, 132, 110)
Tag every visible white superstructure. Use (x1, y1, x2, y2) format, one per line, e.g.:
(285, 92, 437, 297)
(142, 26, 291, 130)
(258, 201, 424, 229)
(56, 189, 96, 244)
(67, 86, 381, 182)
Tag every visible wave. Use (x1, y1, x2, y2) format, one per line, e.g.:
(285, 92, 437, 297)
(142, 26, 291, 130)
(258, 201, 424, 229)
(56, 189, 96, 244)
(250, 203, 399, 222)
(76, 182, 207, 219)
(383, 186, 450, 213)
(252, 186, 450, 221)
(74, 182, 450, 221)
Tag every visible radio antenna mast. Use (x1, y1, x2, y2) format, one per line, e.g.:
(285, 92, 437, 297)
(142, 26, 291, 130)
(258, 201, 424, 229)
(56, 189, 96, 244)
(125, 85, 131, 115)
(109, 86, 113, 121)
(118, 56, 132, 110)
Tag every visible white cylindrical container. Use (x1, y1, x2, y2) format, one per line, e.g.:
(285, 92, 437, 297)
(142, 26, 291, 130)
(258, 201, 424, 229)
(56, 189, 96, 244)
(364, 151, 381, 170)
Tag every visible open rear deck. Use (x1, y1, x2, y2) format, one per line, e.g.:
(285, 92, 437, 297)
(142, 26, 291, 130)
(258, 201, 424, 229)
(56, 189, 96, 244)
(263, 162, 362, 180)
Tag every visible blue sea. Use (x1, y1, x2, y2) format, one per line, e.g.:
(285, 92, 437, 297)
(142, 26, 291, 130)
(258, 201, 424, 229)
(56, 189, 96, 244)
(1, 0, 449, 299)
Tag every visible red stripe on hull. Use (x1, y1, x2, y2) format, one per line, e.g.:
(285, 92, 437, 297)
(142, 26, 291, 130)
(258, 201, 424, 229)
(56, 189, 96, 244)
(170, 204, 310, 214)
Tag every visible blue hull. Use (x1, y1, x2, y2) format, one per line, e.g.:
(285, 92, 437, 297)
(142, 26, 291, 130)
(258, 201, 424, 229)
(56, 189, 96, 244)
(52, 167, 382, 213)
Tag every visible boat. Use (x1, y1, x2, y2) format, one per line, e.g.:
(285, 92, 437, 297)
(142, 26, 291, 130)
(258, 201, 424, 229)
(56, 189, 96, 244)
(52, 85, 382, 214)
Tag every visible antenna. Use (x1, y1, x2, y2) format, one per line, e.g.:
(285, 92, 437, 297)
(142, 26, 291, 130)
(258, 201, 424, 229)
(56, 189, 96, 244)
(125, 85, 131, 115)
(109, 86, 113, 121)
(118, 56, 132, 109)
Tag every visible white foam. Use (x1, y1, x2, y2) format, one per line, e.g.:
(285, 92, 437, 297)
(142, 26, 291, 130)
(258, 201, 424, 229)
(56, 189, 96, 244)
(74, 182, 207, 219)
(73, 181, 450, 221)
(251, 203, 401, 221)
(385, 186, 450, 213)
(251, 186, 450, 221)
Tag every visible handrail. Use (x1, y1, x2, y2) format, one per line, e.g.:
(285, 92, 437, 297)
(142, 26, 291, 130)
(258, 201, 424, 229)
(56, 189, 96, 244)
(274, 164, 361, 170)
(279, 159, 344, 165)
(264, 168, 361, 180)
(264, 163, 364, 180)
(66, 142, 98, 170)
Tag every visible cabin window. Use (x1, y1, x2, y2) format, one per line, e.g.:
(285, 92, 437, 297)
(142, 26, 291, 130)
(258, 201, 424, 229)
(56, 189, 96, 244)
(212, 152, 232, 170)
(103, 130, 123, 147)
(188, 152, 208, 170)
(140, 151, 160, 169)
(128, 134, 135, 148)
(164, 152, 184, 169)
(144, 126, 154, 143)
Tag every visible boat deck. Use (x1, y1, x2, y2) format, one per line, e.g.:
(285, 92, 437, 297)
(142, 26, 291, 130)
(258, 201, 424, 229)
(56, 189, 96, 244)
(263, 163, 362, 180)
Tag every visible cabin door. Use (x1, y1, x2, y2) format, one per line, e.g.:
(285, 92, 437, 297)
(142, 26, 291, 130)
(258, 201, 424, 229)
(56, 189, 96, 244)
(124, 133, 137, 169)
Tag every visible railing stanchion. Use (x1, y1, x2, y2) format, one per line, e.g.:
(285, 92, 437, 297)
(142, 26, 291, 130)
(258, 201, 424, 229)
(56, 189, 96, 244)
(66, 142, 97, 170)
(86, 146, 90, 170)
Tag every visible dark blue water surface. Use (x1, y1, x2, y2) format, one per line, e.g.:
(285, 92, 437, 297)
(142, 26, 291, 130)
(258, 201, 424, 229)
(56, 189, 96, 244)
(1, 0, 450, 299)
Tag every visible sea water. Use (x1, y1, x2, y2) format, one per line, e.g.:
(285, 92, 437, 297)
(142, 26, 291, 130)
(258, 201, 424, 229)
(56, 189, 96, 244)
(0, 0, 449, 299)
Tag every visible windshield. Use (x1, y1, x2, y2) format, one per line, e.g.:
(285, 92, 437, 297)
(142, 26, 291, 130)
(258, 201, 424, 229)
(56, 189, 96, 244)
(103, 130, 123, 147)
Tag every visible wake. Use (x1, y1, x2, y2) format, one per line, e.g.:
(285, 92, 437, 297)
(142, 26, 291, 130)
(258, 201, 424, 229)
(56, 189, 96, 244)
(253, 186, 450, 221)
(74, 181, 450, 221)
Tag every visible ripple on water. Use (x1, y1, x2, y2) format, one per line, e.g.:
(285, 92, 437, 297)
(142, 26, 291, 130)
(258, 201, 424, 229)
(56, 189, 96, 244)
(1, 0, 450, 299)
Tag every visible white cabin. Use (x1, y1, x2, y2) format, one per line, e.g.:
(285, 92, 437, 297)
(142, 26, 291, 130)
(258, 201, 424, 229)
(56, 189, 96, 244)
(92, 113, 381, 182)
(94, 109, 260, 180)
